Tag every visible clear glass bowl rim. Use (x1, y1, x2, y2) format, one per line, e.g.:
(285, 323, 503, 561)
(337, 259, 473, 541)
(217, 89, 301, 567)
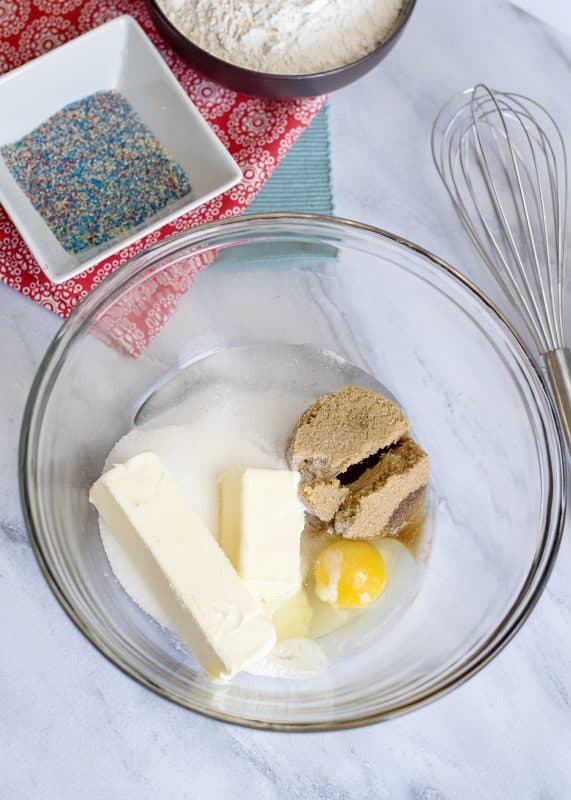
(19, 213, 568, 731)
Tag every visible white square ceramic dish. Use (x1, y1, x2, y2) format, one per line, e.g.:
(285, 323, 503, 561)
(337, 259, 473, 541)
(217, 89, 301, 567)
(0, 15, 242, 284)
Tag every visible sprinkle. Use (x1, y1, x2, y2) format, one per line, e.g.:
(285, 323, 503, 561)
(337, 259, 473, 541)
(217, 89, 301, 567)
(1, 90, 192, 254)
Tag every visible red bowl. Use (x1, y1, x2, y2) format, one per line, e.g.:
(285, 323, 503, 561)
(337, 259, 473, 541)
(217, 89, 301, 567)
(146, 0, 417, 99)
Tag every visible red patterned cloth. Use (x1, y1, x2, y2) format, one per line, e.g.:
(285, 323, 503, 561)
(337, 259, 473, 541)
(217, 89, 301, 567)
(0, 0, 326, 320)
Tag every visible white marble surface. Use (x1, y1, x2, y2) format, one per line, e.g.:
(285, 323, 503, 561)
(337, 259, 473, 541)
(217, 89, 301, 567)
(2, 0, 571, 796)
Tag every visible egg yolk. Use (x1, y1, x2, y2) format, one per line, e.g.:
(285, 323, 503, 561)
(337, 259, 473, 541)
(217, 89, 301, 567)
(314, 539, 386, 609)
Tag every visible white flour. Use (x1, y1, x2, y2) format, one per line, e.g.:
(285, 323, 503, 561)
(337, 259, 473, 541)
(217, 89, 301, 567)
(159, 0, 404, 74)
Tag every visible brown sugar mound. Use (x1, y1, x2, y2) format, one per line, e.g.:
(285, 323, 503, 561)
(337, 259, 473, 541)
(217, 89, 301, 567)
(287, 385, 409, 482)
(287, 385, 430, 538)
(299, 479, 349, 523)
(333, 439, 430, 539)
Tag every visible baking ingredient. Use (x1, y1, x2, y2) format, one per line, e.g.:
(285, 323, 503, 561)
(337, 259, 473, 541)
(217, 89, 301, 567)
(1, 91, 191, 254)
(272, 589, 313, 641)
(314, 539, 387, 608)
(89, 451, 276, 681)
(288, 384, 410, 523)
(98, 383, 330, 678)
(98, 386, 299, 626)
(159, 0, 404, 75)
(288, 385, 429, 538)
(333, 440, 429, 539)
(247, 637, 327, 678)
(288, 385, 409, 482)
(219, 467, 304, 612)
(96, 351, 429, 680)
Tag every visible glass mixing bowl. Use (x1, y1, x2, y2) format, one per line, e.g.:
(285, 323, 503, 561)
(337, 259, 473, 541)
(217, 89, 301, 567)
(20, 214, 566, 730)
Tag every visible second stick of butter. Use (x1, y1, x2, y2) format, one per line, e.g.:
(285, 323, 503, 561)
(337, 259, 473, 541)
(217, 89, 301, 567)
(219, 468, 305, 614)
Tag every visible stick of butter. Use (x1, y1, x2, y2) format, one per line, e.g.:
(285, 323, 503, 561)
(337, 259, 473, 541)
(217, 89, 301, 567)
(218, 468, 305, 613)
(89, 452, 276, 681)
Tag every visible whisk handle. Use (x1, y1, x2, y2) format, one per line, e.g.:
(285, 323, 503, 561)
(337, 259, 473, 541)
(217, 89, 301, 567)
(544, 348, 571, 453)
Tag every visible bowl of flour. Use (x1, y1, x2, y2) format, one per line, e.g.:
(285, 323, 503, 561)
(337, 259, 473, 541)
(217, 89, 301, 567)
(146, 0, 416, 97)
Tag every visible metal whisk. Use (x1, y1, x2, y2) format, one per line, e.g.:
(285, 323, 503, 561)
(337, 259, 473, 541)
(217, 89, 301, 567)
(431, 84, 571, 451)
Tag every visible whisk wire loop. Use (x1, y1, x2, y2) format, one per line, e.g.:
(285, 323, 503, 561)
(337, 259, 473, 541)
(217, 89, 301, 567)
(432, 84, 568, 355)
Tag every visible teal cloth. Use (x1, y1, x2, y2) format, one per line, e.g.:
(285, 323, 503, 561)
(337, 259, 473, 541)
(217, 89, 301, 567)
(217, 105, 334, 271)
(248, 103, 333, 215)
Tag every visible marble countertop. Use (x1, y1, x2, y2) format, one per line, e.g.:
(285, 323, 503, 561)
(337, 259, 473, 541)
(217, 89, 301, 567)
(2, 0, 571, 796)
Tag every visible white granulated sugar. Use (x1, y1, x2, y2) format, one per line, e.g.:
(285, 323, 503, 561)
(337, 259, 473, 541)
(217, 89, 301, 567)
(159, 0, 404, 75)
